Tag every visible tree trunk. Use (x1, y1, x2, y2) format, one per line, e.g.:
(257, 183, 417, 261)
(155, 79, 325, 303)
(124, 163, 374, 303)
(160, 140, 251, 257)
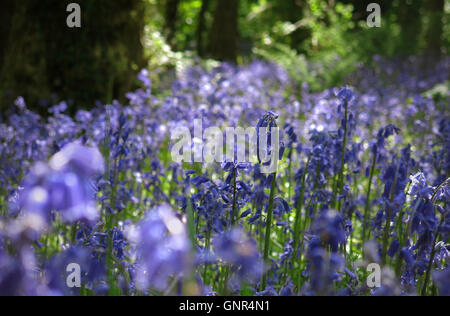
(0, 1, 14, 72)
(398, 0, 423, 56)
(0, 0, 146, 113)
(425, 0, 445, 57)
(0, 1, 50, 112)
(164, 0, 181, 50)
(196, 0, 211, 57)
(209, 0, 239, 62)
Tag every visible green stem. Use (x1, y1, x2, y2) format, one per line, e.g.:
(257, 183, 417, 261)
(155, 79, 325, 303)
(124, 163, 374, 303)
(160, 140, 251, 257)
(382, 165, 399, 265)
(261, 172, 277, 291)
(421, 214, 445, 296)
(203, 227, 211, 284)
(107, 122, 123, 296)
(231, 167, 239, 226)
(222, 266, 230, 295)
(337, 100, 349, 212)
(394, 171, 410, 276)
(419, 180, 450, 295)
(186, 197, 197, 248)
(362, 147, 377, 242)
(292, 155, 311, 261)
(287, 148, 294, 201)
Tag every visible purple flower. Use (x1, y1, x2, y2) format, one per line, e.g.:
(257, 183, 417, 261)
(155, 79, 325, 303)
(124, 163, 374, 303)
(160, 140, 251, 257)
(137, 69, 151, 89)
(256, 111, 281, 166)
(49, 142, 104, 177)
(19, 143, 104, 224)
(336, 87, 354, 103)
(305, 236, 345, 295)
(432, 267, 450, 296)
(312, 211, 346, 253)
(409, 172, 434, 200)
(213, 228, 262, 283)
(127, 205, 192, 291)
(0, 248, 53, 296)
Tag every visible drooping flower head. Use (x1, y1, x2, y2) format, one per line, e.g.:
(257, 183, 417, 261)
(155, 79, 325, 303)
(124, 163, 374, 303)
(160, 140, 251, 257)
(19, 142, 104, 224)
(213, 228, 262, 284)
(49, 143, 104, 177)
(336, 87, 354, 103)
(312, 210, 346, 253)
(127, 205, 192, 292)
(433, 266, 450, 296)
(256, 111, 284, 171)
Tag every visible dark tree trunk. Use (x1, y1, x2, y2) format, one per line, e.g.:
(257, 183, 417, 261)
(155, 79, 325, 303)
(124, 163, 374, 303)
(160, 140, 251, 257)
(164, 0, 181, 49)
(398, 0, 423, 56)
(0, 0, 146, 113)
(0, 1, 50, 112)
(0, 1, 14, 73)
(196, 0, 211, 57)
(209, 0, 239, 62)
(425, 0, 445, 57)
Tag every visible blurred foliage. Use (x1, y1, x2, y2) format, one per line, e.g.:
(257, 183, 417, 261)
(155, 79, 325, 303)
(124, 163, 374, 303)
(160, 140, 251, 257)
(0, 0, 448, 111)
(144, 0, 448, 92)
(252, 0, 358, 90)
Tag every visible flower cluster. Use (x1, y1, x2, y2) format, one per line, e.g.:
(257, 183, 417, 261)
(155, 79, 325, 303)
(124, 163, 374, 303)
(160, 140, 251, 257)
(0, 57, 448, 296)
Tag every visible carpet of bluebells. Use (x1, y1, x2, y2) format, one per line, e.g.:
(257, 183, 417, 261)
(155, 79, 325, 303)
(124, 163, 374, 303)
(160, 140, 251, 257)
(0, 57, 449, 296)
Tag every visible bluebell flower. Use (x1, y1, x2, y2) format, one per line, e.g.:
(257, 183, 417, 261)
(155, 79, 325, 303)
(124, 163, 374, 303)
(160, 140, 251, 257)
(387, 239, 400, 258)
(44, 246, 92, 295)
(256, 111, 280, 165)
(336, 87, 354, 103)
(312, 211, 346, 252)
(432, 267, 450, 296)
(213, 228, 262, 283)
(19, 143, 104, 224)
(0, 248, 52, 296)
(279, 282, 294, 296)
(409, 172, 434, 200)
(255, 286, 278, 296)
(127, 205, 192, 291)
(305, 236, 345, 295)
